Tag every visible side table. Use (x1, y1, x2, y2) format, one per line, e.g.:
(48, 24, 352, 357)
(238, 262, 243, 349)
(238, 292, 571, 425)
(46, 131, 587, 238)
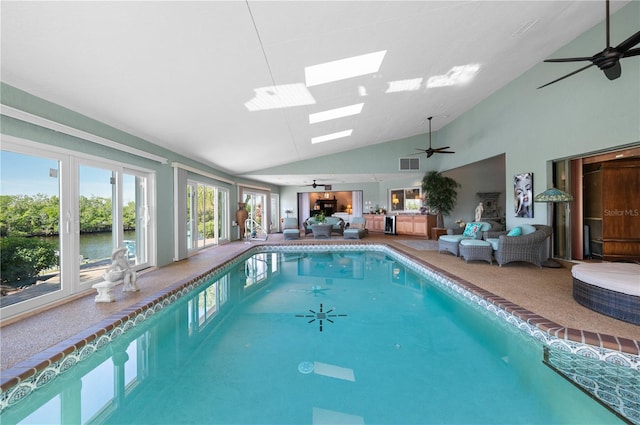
(431, 227, 448, 240)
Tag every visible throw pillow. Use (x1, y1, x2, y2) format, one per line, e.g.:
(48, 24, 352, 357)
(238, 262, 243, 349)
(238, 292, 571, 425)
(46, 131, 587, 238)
(462, 222, 482, 237)
(507, 227, 522, 237)
(520, 224, 537, 235)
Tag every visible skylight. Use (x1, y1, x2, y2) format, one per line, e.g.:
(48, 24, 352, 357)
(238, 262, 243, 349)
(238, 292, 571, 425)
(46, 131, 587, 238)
(427, 64, 481, 88)
(244, 83, 316, 111)
(305, 51, 387, 87)
(311, 130, 353, 144)
(386, 78, 423, 93)
(309, 103, 364, 124)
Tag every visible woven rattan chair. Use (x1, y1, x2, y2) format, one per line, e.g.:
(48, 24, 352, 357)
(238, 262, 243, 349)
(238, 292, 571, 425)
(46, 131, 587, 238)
(486, 224, 551, 268)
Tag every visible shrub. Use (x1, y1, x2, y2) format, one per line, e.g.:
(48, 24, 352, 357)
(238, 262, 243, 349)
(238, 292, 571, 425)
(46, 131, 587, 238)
(0, 236, 58, 284)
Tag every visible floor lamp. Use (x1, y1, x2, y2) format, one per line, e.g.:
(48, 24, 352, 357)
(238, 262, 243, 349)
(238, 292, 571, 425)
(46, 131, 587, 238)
(534, 187, 573, 268)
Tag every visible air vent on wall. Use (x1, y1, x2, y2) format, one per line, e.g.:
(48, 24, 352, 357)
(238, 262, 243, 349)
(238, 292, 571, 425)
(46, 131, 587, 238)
(399, 157, 420, 171)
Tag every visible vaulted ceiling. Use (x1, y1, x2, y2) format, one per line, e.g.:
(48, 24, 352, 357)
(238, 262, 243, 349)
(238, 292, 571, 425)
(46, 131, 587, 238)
(1, 1, 631, 186)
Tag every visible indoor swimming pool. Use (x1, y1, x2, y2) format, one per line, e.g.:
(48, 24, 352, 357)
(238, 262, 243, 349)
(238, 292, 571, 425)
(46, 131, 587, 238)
(1, 245, 637, 424)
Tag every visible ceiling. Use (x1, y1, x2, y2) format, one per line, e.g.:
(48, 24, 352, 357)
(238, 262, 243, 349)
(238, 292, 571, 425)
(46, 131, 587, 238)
(1, 1, 630, 186)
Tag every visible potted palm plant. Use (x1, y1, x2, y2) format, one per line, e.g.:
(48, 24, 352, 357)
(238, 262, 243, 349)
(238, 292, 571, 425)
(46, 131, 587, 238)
(421, 170, 460, 229)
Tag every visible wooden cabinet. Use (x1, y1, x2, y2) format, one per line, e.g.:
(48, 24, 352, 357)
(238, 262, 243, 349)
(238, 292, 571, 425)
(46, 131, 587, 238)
(310, 198, 336, 218)
(365, 214, 438, 237)
(394, 215, 437, 238)
(396, 216, 414, 235)
(601, 159, 640, 261)
(584, 158, 639, 261)
(365, 214, 384, 233)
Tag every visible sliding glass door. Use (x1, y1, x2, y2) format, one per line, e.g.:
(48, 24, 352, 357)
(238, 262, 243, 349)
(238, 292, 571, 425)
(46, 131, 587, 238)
(0, 148, 65, 305)
(187, 180, 229, 252)
(1, 138, 155, 320)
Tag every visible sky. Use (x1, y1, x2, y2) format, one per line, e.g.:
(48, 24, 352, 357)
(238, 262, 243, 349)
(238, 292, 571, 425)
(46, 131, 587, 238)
(1, 150, 135, 201)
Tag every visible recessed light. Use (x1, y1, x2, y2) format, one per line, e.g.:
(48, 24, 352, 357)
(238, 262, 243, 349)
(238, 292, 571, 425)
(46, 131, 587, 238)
(427, 64, 481, 88)
(245, 83, 315, 111)
(309, 103, 364, 124)
(305, 51, 387, 87)
(311, 130, 353, 144)
(386, 78, 423, 93)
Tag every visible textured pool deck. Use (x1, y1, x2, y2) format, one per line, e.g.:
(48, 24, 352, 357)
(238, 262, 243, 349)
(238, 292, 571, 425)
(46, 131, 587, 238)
(2, 233, 639, 392)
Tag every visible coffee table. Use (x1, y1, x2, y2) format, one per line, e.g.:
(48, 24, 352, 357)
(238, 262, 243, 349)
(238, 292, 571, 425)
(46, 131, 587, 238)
(311, 224, 332, 239)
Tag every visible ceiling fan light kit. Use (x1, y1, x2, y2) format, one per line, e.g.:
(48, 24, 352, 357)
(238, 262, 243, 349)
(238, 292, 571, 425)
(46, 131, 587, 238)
(538, 0, 640, 89)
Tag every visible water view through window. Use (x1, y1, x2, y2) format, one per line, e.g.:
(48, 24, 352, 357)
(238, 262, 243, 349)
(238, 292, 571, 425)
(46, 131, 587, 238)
(1, 141, 153, 316)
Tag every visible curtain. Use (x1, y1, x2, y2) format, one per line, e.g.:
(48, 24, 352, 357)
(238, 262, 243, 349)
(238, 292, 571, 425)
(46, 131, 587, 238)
(352, 191, 363, 217)
(173, 167, 188, 261)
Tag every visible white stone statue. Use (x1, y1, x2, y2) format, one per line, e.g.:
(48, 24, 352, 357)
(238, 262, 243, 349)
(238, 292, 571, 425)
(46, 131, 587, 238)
(104, 247, 139, 292)
(475, 202, 484, 222)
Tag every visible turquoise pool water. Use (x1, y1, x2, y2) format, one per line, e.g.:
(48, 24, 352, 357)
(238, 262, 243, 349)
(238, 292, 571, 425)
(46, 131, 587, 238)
(1, 248, 631, 424)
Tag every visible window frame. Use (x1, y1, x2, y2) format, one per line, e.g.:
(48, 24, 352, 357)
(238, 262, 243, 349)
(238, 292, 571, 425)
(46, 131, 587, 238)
(389, 187, 422, 213)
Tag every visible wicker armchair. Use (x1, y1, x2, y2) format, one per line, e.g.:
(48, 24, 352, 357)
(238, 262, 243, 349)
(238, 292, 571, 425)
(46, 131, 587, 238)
(485, 224, 551, 268)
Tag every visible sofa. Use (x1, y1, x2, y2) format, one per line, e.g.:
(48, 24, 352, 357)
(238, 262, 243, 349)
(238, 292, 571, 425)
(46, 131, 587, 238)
(304, 216, 345, 236)
(484, 224, 552, 268)
(438, 221, 495, 256)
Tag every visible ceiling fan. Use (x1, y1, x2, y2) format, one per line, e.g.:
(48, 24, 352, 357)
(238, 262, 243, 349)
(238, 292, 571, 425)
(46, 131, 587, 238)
(538, 0, 640, 89)
(305, 179, 330, 189)
(413, 116, 455, 158)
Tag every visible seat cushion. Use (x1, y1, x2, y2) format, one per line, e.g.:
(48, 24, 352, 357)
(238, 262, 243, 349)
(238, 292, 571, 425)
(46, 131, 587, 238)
(439, 234, 470, 243)
(459, 239, 491, 247)
(571, 263, 640, 296)
(283, 228, 300, 240)
(486, 238, 499, 250)
(344, 228, 367, 239)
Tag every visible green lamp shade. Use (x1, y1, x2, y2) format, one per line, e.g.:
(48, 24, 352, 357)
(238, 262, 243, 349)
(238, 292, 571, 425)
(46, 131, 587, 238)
(534, 188, 573, 203)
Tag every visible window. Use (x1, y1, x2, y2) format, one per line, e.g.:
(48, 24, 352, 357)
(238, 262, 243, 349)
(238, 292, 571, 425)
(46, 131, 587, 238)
(1, 138, 155, 320)
(390, 187, 422, 212)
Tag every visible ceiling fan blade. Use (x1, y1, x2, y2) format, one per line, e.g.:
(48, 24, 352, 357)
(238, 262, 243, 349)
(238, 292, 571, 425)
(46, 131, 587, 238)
(537, 63, 595, 89)
(433, 146, 451, 151)
(615, 30, 640, 54)
(622, 47, 640, 58)
(437, 151, 455, 154)
(603, 61, 622, 80)
(544, 57, 593, 63)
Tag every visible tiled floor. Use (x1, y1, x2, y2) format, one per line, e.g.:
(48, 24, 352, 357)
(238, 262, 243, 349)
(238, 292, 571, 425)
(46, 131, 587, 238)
(2, 233, 639, 392)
